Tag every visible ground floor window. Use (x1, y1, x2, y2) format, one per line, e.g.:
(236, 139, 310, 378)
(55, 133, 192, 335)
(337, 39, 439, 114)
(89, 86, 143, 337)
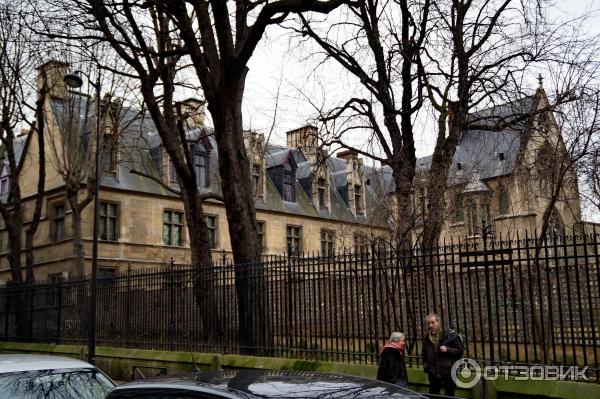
(163, 210, 183, 246)
(286, 225, 302, 255)
(51, 203, 65, 241)
(354, 233, 369, 254)
(205, 215, 217, 248)
(466, 197, 492, 236)
(257, 221, 265, 252)
(99, 202, 119, 241)
(321, 229, 335, 257)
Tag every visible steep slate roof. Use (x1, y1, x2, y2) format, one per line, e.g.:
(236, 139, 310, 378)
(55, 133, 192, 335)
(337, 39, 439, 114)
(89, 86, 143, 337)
(0, 134, 30, 203)
(48, 95, 387, 227)
(51, 96, 177, 197)
(381, 96, 534, 193)
(36, 93, 538, 227)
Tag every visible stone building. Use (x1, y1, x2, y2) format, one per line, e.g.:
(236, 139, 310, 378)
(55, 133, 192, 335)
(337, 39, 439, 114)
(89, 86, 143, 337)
(0, 62, 585, 281)
(406, 86, 582, 241)
(0, 61, 390, 281)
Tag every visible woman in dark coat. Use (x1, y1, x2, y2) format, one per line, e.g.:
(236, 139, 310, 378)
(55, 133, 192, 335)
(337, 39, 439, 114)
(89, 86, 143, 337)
(376, 332, 408, 388)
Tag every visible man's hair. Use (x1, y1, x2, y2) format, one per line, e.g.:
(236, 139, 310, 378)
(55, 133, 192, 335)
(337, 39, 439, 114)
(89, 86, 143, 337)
(426, 313, 440, 322)
(389, 331, 404, 342)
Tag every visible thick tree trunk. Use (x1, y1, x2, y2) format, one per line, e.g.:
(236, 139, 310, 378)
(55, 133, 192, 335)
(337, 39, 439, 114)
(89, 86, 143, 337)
(207, 75, 270, 354)
(392, 167, 415, 251)
(67, 190, 85, 280)
(139, 72, 221, 347)
(6, 218, 29, 339)
(180, 187, 223, 343)
(24, 97, 46, 284)
(422, 161, 450, 247)
(422, 75, 468, 247)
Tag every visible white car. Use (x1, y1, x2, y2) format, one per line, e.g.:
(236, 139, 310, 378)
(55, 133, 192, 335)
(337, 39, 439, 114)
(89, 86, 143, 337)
(0, 354, 115, 398)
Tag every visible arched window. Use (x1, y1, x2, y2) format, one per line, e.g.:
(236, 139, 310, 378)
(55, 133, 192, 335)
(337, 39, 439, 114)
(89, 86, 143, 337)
(467, 200, 478, 236)
(546, 208, 563, 238)
(481, 201, 491, 228)
(454, 198, 464, 223)
(499, 187, 510, 215)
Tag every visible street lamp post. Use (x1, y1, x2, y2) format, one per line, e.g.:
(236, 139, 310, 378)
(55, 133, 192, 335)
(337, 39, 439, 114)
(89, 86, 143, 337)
(64, 70, 101, 365)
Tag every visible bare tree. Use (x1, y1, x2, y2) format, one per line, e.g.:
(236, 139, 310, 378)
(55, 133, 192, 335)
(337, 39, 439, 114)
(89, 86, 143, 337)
(0, 2, 49, 337)
(38, 0, 227, 342)
(297, 0, 430, 247)
(417, 0, 576, 246)
(162, 0, 351, 352)
(583, 144, 600, 214)
(47, 0, 350, 352)
(49, 70, 144, 279)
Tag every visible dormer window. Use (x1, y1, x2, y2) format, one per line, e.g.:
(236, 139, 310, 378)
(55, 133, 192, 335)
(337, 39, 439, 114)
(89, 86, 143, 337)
(457, 162, 463, 171)
(354, 184, 363, 215)
(281, 153, 296, 203)
(101, 132, 117, 174)
(252, 164, 261, 196)
(318, 178, 327, 209)
(193, 148, 209, 188)
(191, 138, 212, 189)
(283, 168, 295, 202)
(1, 163, 10, 195)
(0, 177, 8, 195)
(499, 152, 505, 161)
(169, 159, 178, 184)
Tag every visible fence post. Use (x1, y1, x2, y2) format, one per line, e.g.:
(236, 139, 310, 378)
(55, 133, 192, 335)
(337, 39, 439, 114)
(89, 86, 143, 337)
(28, 284, 34, 342)
(482, 222, 495, 366)
(126, 264, 132, 344)
(4, 282, 10, 340)
(56, 275, 64, 344)
(371, 243, 380, 361)
(169, 258, 175, 352)
(286, 251, 294, 350)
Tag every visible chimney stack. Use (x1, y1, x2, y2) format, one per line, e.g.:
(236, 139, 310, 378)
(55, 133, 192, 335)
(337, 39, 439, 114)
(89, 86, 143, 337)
(336, 149, 359, 161)
(178, 98, 206, 128)
(286, 125, 318, 151)
(37, 60, 70, 99)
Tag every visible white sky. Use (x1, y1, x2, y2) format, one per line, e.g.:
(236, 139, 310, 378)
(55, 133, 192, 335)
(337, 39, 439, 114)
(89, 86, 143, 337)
(239, 0, 600, 221)
(243, 0, 600, 154)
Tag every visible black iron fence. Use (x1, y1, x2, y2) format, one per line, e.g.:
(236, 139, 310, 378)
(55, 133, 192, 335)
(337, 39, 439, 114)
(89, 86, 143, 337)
(1, 230, 599, 381)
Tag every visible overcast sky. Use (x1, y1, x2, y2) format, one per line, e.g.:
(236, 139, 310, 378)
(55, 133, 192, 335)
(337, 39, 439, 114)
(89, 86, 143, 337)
(235, 0, 600, 221)
(242, 0, 600, 155)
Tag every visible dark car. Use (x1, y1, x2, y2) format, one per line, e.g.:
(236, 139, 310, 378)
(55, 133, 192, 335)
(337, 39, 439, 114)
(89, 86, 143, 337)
(107, 369, 426, 398)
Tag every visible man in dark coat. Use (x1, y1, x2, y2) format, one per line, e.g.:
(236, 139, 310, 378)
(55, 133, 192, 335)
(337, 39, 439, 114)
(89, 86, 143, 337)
(377, 332, 408, 387)
(422, 313, 463, 397)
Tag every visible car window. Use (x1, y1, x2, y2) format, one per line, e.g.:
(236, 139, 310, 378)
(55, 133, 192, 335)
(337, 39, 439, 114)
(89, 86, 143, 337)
(0, 368, 114, 399)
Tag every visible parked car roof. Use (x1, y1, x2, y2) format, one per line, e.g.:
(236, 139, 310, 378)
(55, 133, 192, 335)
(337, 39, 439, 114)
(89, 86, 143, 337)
(0, 354, 95, 373)
(108, 369, 426, 398)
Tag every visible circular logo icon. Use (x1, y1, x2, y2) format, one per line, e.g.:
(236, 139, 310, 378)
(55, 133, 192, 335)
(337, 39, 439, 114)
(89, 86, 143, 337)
(451, 358, 482, 388)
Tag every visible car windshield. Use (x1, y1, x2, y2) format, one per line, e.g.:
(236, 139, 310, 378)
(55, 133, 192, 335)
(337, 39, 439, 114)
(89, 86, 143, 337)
(0, 368, 114, 399)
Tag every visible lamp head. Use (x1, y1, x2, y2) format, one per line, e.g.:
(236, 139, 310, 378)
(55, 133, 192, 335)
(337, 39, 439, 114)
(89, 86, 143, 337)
(63, 71, 83, 88)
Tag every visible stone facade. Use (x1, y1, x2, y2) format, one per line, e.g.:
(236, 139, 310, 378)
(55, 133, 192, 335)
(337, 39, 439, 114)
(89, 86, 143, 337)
(0, 62, 389, 281)
(412, 88, 583, 241)
(0, 62, 585, 281)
